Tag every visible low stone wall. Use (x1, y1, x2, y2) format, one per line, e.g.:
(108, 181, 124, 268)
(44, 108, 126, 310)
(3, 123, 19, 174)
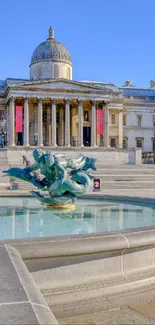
(2, 225, 155, 318)
(6, 147, 142, 165)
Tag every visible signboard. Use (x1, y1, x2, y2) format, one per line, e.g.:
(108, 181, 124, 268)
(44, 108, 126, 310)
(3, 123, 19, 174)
(97, 109, 104, 135)
(93, 178, 101, 191)
(16, 106, 23, 132)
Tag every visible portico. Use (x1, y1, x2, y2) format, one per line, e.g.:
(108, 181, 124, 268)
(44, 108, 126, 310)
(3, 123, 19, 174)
(7, 89, 114, 148)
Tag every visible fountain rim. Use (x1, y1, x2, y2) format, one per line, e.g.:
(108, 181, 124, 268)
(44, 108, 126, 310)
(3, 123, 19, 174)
(0, 192, 154, 260)
(0, 193, 154, 257)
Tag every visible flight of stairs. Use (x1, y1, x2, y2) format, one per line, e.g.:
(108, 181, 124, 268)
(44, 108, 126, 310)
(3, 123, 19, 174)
(0, 149, 154, 191)
(8, 164, 155, 190)
(94, 164, 155, 189)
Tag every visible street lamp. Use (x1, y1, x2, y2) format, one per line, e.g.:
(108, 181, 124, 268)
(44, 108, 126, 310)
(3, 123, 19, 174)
(0, 116, 7, 147)
(153, 117, 155, 163)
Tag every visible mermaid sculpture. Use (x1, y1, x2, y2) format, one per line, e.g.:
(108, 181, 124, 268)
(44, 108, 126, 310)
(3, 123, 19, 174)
(3, 149, 97, 208)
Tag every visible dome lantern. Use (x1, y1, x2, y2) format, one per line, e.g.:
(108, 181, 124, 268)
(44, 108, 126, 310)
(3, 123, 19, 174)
(48, 27, 54, 39)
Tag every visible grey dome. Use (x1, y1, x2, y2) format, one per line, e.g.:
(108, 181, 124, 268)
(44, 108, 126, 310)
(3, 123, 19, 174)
(30, 27, 72, 66)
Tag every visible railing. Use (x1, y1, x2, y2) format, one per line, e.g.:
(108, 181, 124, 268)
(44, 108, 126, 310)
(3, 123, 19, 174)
(142, 152, 155, 164)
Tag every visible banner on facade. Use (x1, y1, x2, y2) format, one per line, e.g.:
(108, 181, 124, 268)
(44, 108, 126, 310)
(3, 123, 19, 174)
(16, 106, 23, 132)
(97, 109, 104, 134)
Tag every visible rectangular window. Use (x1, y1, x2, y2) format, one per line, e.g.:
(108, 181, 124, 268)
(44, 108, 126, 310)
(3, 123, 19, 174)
(153, 116, 155, 126)
(111, 114, 115, 124)
(137, 116, 142, 127)
(123, 139, 128, 149)
(136, 138, 143, 148)
(123, 115, 126, 126)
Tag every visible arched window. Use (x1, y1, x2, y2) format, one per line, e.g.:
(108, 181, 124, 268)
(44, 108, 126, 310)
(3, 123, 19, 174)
(54, 64, 59, 79)
(67, 67, 70, 79)
(37, 66, 41, 79)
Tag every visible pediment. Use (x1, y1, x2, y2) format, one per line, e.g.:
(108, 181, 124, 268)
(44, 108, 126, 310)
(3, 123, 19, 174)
(8, 79, 110, 94)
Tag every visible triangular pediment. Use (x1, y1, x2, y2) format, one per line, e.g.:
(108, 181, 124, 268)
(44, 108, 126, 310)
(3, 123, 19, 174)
(8, 78, 112, 94)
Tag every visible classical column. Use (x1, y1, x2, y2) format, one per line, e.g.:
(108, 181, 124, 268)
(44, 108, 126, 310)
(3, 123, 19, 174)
(24, 97, 29, 146)
(65, 99, 70, 147)
(51, 98, 57, 147)
(6, 103, 9, 146)
(9, 97, 15, 146)
(91, 100, 97, 147)
(104, 101, 109, 147)
(78, 100, 84, 147)
(118, 110, 123, 149)
(37, 98, 43, 146)
(59, 105, 64, 146)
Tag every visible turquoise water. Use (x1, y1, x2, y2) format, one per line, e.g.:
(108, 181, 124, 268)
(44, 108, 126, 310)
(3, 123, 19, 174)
(0, 198, 155, 240)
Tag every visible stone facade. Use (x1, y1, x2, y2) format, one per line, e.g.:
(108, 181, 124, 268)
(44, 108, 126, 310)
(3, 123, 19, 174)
(0, 28, 155, 152)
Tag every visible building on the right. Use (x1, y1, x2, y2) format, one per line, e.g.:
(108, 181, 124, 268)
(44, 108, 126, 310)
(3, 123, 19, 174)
(86, 79, 155, 152)
(119, 80, 155, 152)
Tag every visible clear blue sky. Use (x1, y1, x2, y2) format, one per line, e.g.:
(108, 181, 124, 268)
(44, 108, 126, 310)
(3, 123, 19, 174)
(1, 0, 155, 88)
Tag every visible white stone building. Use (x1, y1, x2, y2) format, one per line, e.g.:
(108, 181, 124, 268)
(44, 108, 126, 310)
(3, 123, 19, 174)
(0, 27, 155, 152)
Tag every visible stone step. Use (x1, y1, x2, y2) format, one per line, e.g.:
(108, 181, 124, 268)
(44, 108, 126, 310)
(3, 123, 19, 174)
(94, 169, 155, 175)
(96, 164, 155, 169)
(100, 181, 155, 189)
(0, 183, 10, 189)
(93, 175, 155, 181)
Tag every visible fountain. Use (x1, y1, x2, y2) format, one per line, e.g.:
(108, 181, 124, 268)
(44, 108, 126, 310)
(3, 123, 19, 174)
(3, 149, 97, 209)
(2, 150, 155, 321)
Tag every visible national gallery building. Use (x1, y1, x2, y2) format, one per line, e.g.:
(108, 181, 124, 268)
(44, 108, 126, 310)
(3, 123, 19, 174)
(0, 27, 155, 152)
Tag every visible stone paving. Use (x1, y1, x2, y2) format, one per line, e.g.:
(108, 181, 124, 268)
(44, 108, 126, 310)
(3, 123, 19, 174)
(59, 308, 155, 324)
(0, 188, 155, 199)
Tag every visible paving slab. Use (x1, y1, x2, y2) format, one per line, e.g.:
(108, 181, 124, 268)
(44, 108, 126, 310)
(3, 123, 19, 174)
(130, 301, 155, 320)
(0, 247, 27, 303)
(0, 188, 155, 199)
(58, 308, 155, 325)
(0, 303, 38, 325)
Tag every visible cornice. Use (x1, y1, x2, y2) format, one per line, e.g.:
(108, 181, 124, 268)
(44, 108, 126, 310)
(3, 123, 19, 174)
(124, 101, 155, 107)
(124, 126, 155, 131)
(6, 90, 111, 102)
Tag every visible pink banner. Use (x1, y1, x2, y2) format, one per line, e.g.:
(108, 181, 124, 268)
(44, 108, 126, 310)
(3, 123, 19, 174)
(97, 109, 104, 134)
(16, 106, 23, 132)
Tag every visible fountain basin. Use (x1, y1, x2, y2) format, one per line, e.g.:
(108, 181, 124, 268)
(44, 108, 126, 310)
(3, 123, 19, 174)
(0, 195, 155, 319)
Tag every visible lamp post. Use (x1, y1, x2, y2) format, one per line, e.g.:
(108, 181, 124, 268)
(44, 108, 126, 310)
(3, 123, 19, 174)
(153, 117, 155, 163)
(0, 116, 7, 147)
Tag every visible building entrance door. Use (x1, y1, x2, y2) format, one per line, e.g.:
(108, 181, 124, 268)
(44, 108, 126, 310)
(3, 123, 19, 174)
(17, 132, 23, 145)
(83, 127, 91, 146)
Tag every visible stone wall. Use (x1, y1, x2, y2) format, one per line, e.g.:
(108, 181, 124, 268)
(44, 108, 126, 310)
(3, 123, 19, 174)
(30, 61, 72, 80)
(6, 148, 142, 165)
